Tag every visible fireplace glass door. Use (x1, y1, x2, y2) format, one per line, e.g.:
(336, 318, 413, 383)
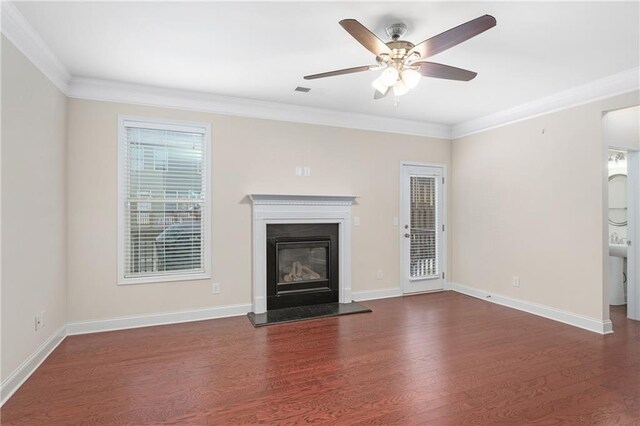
(278, 243, 328, 285)
(266, 224, 339, 310)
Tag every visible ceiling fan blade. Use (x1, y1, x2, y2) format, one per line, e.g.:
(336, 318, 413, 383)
(339, 19, 393, 56)
(408, 15, 496, 59)
(304, 65, 374, 80)
(416, 62, 477, 81)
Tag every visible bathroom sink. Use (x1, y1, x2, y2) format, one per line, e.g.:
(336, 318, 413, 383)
(609, 243, 628, 258)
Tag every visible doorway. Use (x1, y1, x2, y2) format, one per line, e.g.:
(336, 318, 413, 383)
(603, 105, 640, 324)
(400, 162, 446, 294)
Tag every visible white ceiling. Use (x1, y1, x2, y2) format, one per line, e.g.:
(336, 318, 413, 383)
(13, 1, 640, 125)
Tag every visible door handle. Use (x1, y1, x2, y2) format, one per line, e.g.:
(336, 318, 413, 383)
(404, 233, 411, 238)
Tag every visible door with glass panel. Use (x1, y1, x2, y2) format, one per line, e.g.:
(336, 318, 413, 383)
(401, 164, 444, 293)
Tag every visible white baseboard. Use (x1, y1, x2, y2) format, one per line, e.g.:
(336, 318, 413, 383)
(352, 287, 403, 301)
(66, 303, 252, 335)
(1, 303, 252, 406)
(451, 282, 613, 335)
(1, 325, 67, 406)
(0, 287, 613, 409)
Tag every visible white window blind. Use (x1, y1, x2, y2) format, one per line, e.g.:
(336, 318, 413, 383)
(118, 117, 211, 284)
(409, 175, 439, 279)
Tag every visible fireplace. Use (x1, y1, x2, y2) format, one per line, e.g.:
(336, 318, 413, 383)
(267, 224, 339, 310)
(249, 194, 356, 314)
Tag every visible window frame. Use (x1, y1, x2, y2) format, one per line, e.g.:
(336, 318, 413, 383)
(117, 115, 212, 285)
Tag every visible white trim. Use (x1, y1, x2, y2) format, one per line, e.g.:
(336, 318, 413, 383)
(452, 67, 640, 139)
(626, 151, 640, 320)
(66, 304, 251, 335)
(3, 287, 410, 405)
(0, 286, 615, 408)
(399, 161, 448, 294)
(69, 78, 452, 139)
(352, 287, 403, 301)
(1, 303, 248, 405)
(249, 194, 356, 314)
(0, 1, 71, 93)
(248, 194, 357, 206)
(1, 2, 450, 139)
(451, 282, 614, 335)
(602, 140, 612, 322)
(122, 119, 207, 135)
(1, 325, 66, 406)
(116, 115, 212, 285)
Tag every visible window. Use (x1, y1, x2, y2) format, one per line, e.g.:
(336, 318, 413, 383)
(118, 116, 211, 284)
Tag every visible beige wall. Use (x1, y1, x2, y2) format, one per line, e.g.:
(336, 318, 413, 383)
(451, 91, 640, 320)
(66, 99, 451, 322)
(1, 37, 67, 381)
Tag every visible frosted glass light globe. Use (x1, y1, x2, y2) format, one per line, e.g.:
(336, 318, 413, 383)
(379, 67, 399, 86)
(372, 78, 389, 95)
(401, 69, 421, 89)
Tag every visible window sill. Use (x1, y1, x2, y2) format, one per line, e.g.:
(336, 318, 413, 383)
(118, 272, 211, 286)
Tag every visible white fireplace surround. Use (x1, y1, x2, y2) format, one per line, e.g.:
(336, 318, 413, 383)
(249, 194, 357, 314)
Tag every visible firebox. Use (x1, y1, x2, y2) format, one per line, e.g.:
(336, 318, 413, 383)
(266, 223, 339, 310)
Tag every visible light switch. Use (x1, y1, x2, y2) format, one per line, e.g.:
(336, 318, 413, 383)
(295, 166, 302, 176)
(303, 166, 311, 176)
(353, 216, 360, 226)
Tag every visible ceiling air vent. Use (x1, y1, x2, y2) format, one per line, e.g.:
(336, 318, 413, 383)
(294, 86, 311, 93)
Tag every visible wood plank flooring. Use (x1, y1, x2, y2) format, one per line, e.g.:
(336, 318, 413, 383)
(2, 292, 639, 425)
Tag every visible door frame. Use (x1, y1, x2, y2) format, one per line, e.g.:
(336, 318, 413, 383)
(399, 161, 448, 294)
(626, 150, 639, 320)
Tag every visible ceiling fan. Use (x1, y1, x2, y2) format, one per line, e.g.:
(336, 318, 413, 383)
(304, 15, 496, 99)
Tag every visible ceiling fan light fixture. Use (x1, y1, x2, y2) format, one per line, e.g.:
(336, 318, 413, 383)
(372, 77, 389, 95)
(401, 68, 421, 89)
(379, 67, 399, 86)
(304, 15, 497, 100)
(393, 79, 409, 96)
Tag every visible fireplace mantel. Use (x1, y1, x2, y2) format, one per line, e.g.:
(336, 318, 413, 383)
(248, 194, 357, 206)
(249, 194, 357, 314)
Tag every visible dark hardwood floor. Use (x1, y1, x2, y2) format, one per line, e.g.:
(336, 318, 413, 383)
(2, 292, 639, 425)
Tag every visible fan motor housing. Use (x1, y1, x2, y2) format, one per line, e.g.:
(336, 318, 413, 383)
(378, 40, 416, 62)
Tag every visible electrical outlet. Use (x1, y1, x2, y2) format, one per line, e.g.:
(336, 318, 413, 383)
(212, 282, 221, 294)
(376, 270, 383, 280)
(512, 276, 520, 287)
(353, 216, 360, 226)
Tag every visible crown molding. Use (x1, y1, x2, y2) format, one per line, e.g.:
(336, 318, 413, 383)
(1, 1, 71, 93)
(67, 77, 452, 139)
(3, 0, 637, 141)
(452, 67, 640, 139)
(1, 0, 450, 139)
